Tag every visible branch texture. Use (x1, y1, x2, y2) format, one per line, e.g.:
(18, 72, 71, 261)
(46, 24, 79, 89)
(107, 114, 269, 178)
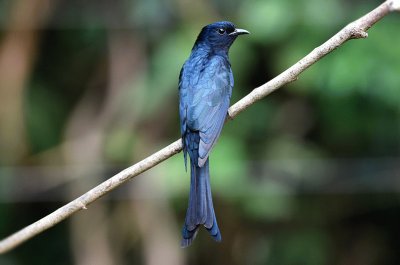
(0, 0, 398, 254)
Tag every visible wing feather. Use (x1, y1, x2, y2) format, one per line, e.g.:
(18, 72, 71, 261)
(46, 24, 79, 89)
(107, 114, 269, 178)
(179, 55, 233, 167)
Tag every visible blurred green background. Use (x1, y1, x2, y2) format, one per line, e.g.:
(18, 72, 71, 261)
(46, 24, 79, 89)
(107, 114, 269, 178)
(0, 0, 399, 264)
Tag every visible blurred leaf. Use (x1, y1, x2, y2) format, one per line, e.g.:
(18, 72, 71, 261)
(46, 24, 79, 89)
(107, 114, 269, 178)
(104, 127, 136, 163)
(143, 31, 192, 115)
(239, 0, 297, 44)
(242, 192, 294, 220)
(269, 229, 330, 265)
(210, 135, 247, 195)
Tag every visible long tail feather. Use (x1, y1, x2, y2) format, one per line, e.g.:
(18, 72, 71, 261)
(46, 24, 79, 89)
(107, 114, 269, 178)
(181, 159, 221, 247)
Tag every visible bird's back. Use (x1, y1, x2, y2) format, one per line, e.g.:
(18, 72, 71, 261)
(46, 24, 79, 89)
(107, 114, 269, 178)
(179, 51, 233, 166)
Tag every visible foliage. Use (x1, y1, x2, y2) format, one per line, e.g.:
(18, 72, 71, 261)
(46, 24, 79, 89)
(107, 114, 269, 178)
(0, 0, 399, 264)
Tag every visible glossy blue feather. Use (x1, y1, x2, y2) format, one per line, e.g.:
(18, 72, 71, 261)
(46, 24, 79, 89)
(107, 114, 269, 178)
(179, 21, 248, 247)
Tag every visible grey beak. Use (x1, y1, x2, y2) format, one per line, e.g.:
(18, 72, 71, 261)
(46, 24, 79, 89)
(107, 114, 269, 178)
(230, 28, 250, 36)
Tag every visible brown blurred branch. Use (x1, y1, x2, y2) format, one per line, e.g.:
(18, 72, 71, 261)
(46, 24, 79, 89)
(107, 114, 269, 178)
(0, 0, 53, 164)
(0, 0, 399, 254)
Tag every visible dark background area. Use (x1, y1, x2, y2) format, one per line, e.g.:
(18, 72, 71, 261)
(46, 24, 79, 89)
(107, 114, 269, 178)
(0, 0, 399, 264)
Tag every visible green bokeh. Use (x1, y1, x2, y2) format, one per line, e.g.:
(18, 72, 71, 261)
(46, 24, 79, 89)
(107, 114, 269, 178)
(0, 0, 399, 264)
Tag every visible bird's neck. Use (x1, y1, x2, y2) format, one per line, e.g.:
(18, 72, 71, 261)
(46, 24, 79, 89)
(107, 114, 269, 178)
(192, 42, 229, 58)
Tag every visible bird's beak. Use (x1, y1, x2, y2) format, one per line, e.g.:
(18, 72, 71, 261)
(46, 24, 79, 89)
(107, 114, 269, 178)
(229, 28, 250, 36)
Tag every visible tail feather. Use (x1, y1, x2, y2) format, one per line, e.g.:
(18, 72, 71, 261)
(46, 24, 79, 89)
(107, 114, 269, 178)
(181, 159, 221, 247)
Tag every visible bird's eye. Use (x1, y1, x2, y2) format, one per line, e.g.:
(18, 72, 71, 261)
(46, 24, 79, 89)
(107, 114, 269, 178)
(217, 28, 226, 35)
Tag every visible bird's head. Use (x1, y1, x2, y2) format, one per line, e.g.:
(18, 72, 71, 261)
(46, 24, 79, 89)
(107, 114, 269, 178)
(194, 21, 249, 53)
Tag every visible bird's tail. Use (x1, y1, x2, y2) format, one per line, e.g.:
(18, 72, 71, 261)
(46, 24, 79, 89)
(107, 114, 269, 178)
(181, 159, 221, 247)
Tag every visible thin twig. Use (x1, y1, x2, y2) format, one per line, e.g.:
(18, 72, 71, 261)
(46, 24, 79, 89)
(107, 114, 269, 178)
(0, 0, 399, 254)
(228, 0, 399, 118)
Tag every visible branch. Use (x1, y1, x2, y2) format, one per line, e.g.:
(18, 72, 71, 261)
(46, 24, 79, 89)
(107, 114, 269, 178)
(0, 0, 398, 254)
(228, 0, 400, 118)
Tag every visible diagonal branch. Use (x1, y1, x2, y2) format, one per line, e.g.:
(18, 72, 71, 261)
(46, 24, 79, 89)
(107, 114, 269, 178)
(228, 0, 399, 118)
(0, 0, 398, 254)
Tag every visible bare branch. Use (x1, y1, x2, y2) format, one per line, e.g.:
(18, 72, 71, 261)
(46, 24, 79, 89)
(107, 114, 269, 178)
(0, 0, 398, 254)
(228, 0, 399, 118)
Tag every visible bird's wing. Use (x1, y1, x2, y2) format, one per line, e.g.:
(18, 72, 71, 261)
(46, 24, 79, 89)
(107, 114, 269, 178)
(179, 66, 190, 171)
(183, 56, 233, 167)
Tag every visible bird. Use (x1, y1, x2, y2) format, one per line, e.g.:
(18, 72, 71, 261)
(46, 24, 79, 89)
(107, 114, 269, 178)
(179, 21, 249, 247)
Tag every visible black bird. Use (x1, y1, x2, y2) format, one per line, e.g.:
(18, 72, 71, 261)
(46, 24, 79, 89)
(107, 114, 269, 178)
(179, 21, 249, 247)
